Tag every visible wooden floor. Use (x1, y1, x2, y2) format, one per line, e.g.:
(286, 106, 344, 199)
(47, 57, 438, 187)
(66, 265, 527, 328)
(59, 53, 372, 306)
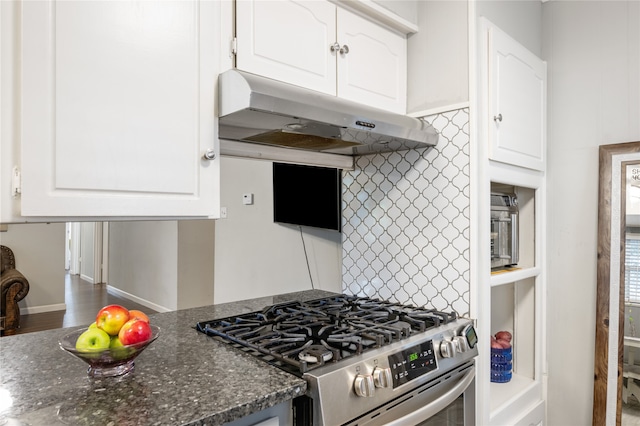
(13, 273, 157, 335)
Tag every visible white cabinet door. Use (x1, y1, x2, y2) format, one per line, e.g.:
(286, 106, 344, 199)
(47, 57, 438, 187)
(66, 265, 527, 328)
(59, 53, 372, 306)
(337, 8, 407, 114)
(235, 0, 337, 95)
(235, 0, 407, 114)
(20, 0, 220, 218)
(488, 26, 546, 171)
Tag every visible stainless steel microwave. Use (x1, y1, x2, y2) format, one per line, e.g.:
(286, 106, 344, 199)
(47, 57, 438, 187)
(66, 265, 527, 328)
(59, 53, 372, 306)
(491, 192, 519, 270)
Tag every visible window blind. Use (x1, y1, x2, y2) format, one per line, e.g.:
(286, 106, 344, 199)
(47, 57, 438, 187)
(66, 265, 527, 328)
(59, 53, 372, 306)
(625, 237, 640, 303)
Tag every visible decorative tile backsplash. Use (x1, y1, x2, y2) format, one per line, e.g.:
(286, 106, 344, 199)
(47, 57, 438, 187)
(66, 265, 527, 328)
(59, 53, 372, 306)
(342, 108, 470, 316)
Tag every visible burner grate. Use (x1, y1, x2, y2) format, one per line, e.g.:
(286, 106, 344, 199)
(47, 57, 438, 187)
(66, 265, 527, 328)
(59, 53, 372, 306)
(195, 295, 458, 375)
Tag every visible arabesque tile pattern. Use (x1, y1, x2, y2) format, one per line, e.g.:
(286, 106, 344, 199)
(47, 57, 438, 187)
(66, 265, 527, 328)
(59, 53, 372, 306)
(342, 108, 471, 316)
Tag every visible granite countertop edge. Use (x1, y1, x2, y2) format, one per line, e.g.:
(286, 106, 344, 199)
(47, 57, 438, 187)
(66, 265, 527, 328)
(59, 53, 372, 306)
(0, 289, 338, 426)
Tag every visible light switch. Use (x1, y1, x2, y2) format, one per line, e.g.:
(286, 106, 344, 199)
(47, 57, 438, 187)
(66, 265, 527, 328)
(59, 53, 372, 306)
(242, 193, 254, 205)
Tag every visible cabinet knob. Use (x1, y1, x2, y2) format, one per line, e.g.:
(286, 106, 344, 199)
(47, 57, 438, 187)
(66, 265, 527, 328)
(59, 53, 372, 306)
(493, 113, 503, 122)
(202, 149, 216, 160)
(330, 43, 349, 55)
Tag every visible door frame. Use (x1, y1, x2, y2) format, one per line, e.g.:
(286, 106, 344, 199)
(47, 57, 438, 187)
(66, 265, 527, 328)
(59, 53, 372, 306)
(66, 221, 107, 284)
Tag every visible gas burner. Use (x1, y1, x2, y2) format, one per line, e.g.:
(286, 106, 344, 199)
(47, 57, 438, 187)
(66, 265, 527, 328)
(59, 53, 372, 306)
(298, 345, 334, 364)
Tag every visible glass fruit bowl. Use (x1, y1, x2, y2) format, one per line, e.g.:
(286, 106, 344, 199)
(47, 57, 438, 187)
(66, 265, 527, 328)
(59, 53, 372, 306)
(59, 325, 160, 377)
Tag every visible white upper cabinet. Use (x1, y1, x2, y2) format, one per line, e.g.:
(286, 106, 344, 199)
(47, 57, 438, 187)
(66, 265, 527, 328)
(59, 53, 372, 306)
(488, 25, 546, 171)
(336, 8, 406, 113)
(235, 0, 407, 114)
(235, 1, 337, 96)
(16, 0, 220, 219)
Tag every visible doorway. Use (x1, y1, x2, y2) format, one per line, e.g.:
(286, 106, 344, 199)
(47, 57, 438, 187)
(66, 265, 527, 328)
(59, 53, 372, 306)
(65, 222, 109, 285)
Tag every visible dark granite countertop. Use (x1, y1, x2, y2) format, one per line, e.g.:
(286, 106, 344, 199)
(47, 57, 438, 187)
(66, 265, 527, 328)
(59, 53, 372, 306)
(0, 290, 336, 425)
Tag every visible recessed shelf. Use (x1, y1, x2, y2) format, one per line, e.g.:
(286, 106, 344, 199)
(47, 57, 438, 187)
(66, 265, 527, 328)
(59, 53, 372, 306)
(490, 266, 541, 287)
(490, 373, 536, 414)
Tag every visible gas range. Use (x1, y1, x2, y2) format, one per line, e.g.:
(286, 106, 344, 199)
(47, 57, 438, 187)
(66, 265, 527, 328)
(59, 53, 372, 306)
(196, 294, 478, 425)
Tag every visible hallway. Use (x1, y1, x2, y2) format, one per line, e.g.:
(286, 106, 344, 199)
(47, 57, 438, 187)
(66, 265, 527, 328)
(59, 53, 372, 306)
(14, 273, 157, 335)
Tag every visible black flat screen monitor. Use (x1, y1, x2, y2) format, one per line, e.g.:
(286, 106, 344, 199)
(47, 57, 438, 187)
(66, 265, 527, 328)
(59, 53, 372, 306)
(273, 162, 342, 232)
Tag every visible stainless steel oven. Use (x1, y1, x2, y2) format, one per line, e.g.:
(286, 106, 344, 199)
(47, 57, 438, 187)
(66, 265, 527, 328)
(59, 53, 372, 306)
(318, 357, 476, 426)
(491, 192, 519, 270)
(196, 295, 478, 426)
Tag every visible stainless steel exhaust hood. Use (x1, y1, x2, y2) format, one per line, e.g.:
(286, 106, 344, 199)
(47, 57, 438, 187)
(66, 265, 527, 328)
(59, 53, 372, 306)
(218, 70, 438, 156)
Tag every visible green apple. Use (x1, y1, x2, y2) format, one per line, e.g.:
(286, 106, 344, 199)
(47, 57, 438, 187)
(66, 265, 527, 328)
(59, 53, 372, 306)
(88, 322, 98, 329)
(110, 336, 136, 360)
(109, 336, 124, 348)
(75, 328, 110, 351)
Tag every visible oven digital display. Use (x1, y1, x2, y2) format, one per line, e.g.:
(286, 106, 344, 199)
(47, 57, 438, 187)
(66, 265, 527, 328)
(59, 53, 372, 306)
(464, 325, 478, 348)
(388, 341, 437, 388)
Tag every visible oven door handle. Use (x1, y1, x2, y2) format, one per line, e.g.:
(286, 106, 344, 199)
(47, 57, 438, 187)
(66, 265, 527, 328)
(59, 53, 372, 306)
(384, 367, 475, 426)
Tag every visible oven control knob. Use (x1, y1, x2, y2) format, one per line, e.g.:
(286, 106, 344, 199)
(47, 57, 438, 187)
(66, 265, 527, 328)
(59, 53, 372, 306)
(440, 339, 457, 358)
(354, 374, 375, 397)
(454, 336, 470, 352)
(373, 366, 393, 388)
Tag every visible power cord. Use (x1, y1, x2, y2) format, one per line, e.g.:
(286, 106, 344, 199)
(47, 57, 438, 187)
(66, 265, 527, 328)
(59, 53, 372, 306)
(299, 226, 315, 290)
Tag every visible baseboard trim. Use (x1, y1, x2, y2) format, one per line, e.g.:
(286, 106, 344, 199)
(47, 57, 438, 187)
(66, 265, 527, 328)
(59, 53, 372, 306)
(22, 303, 67, 315)
(106, 285, 172, 313)
(80, 274, 94, 284)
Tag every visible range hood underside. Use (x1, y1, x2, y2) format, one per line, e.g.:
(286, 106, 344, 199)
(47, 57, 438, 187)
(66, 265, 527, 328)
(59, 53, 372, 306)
(217, 70, 439, 157)
(219, 109, 434, 156)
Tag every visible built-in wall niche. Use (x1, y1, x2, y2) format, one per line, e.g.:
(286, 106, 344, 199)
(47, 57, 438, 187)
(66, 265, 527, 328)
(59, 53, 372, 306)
(490, 277, 536, 412)
(488, 181, 541, 421)
(491, 183, 536, 272)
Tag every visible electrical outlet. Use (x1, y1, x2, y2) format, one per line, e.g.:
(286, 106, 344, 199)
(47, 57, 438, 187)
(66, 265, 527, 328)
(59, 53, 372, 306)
(220, 207, 227, 218)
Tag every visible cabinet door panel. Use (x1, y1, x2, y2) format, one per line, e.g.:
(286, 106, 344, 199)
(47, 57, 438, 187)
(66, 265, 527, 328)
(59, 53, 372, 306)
(236, 0, 336, 95)
(21, 1, 219, 217)
(489, 27, 546, 171)
(337, 8, 406, 114)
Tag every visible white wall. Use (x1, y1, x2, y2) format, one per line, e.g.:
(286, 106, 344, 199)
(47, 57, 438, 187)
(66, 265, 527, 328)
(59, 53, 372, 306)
(106, 158, 341, 309)
(373, 0, 418, 26)
(177, 219, 215, 310)
(0, 223, 66, 312)
(79, 222, 95, 283)
(543, 1, 640, 424)
(476, 0, 543, 57)
(106, 219, 217, 312)
(107, 157, 342, 310)
(108, 221, 178, 311)
(407, 1, 468, 115)
(214, 156, 342, 303)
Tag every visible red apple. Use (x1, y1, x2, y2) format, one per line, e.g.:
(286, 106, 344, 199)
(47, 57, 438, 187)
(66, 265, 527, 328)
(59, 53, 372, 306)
(128, 309, 149, 323)
(96, 305, 130, 336)
(495, 331, 512, 342)
(497, 339, 512, 349)
(118, 319, 152, 345)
